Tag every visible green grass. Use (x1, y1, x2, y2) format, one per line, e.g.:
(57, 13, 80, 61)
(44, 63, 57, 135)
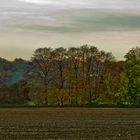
(0, 108, 140, 139)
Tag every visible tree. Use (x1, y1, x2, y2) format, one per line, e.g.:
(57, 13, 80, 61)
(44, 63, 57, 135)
(99, 60, 125, 104)
(67, 47, 81, 104)
(52, 47, 68, 106)
(116, 72, 129, 104)
(124, 47, 140, 104)
(31, 48, 53, 105)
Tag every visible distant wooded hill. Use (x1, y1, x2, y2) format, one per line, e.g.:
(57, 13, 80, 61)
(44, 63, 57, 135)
(0, 58, 32, 85)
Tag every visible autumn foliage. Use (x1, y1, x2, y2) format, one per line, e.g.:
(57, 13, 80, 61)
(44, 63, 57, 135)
(0, 45, 140, 106)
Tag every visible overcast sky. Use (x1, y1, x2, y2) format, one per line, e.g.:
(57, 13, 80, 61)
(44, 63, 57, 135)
(19, 0, 140, 8)
(18, 0, 140, 9)
(0, 0, 140, 60)
(1, 0, 140, 19)
(1, 0, 140, 9)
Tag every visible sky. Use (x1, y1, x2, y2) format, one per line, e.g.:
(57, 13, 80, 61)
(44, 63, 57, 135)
(17, 0, 140, 9)
(0, 0, 140, 60)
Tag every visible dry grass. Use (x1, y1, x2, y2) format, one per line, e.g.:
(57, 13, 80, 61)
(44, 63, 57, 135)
(0, 108, 140, 139)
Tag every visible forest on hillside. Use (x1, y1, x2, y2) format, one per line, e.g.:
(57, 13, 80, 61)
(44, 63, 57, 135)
(0, 45, 140, 106)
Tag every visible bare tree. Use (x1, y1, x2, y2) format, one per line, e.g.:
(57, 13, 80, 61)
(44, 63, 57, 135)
(31, 48, 53, 105)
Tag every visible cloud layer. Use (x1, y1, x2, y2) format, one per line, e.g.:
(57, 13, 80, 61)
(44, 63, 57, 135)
(18, 0, 140, 9)
(0, 0, 140, 60)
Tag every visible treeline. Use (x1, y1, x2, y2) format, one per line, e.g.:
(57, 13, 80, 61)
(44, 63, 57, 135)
(0, 45, 140, 106)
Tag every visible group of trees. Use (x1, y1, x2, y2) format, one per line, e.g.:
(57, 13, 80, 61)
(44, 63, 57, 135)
(0, 45, 140, 106)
